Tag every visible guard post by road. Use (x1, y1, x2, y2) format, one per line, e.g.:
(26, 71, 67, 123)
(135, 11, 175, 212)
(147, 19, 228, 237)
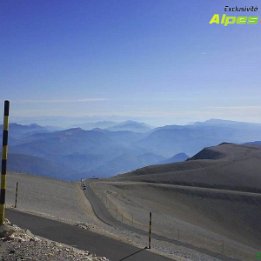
(0, 100, 10, 225)
(14, 181, 18, 208)
(148, 211, 152, 249)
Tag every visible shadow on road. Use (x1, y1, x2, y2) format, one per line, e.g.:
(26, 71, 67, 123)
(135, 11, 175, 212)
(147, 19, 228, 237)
(119, 247, 147, 260)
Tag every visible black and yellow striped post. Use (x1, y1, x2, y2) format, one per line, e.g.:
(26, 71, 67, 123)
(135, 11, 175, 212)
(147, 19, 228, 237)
(148, 211, 152, 249)
(14, 181, 18, 208)
(0, 100, 10, 225)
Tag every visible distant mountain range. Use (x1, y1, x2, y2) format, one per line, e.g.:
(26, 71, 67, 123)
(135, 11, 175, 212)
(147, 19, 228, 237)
(72, 120, 152, 132)
(139, 119, 261, 157)
(1, 119, 261, 180)
(106, 120, 151, 133)
(160, 153, 189, 164)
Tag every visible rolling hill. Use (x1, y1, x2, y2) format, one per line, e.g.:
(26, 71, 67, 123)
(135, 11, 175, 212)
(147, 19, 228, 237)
(90, 142, 261, 258)
(114, 143, 261, 193)
(160, 152, 188, 164)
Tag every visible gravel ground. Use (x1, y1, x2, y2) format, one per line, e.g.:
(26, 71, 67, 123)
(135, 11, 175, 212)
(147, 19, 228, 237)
(4, 172, 254, 261)
(6, 173, 97, 225)
(89, 181, 259, 261)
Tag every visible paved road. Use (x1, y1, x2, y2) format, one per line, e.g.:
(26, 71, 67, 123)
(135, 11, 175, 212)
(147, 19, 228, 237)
(84, 182, 237, 261)
(6, 208, 171, 261)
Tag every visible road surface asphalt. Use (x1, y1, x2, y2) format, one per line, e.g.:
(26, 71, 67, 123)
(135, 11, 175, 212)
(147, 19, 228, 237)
(6, 208, 171, 261)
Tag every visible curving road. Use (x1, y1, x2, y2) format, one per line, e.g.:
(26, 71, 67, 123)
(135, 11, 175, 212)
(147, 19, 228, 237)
(84, 182, 238, 261)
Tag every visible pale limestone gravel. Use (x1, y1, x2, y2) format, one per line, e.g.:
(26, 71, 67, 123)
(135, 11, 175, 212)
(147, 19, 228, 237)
(0, 220, 108, 261)
(6, 173, 98, 225)
(4, 173, 226, 260)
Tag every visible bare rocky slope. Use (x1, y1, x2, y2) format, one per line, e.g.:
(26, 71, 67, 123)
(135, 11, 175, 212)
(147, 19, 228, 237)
(0, 219, 108, 261)
(89, 143, 261, 260)
(114, 143, 261, 193)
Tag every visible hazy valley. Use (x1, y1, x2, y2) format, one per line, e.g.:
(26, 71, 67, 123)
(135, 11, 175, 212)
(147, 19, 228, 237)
(2, 119, 261, 181)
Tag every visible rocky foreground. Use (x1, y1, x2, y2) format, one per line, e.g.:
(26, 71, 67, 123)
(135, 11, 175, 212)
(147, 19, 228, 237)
(0, 219, 108, 261)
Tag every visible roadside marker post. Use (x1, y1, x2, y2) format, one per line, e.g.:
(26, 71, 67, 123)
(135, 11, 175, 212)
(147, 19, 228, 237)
(0, 100, 10, 225)
(14, 181, 18, 208)
(148, 212, 152, 249)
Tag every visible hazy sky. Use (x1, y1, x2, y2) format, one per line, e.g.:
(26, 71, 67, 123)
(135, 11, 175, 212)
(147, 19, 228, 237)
(1, 0, 261, 126)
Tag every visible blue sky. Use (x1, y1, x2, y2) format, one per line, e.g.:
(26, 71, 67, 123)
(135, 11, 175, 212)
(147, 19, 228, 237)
(1, 0, 261, 126)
